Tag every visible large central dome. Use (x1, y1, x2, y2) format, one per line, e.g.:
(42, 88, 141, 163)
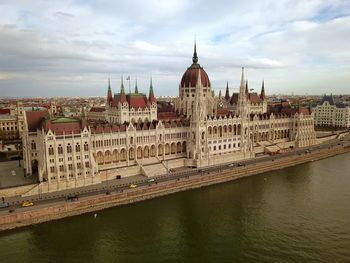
(180, 44, 211, 88)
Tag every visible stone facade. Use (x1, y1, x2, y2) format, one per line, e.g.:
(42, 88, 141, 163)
(21, 44, 317, 192)
(313, 94, 350, 128)
(0, 102, 25, 147)
(218, 77, 268, 116)
(22, 116, 99, 191)
(104, 78, 157, 124)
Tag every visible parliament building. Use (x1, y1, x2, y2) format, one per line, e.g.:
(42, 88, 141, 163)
(22, 44, 316, 193)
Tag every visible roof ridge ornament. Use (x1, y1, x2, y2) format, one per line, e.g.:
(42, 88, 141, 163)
(192, 40, 198, 64)
(135, 77, 138, 94)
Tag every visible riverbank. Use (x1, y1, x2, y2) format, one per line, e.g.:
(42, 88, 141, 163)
(0, 144, 349, 232)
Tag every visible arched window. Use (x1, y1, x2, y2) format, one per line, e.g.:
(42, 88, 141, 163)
(84, 142, 89, 151)
(58, 145, 63, 154)
(48, 146, 54, 155)
(31, 141, 36, 150)
(67, 144, 72, 153)
(129, 147, 135, 160)
(75, 143, 80, 152)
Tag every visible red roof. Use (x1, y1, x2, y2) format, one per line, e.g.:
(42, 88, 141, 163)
(40, 104, 51, 109)
(248, 93, 262, 104)
(181, 66, 210, 87)
(299, 108, 311, 115)
(158, 112, 179, 120)
(126, 94, 148, 109)
(90, 107, 105, 112)
(111, 93, 148, 108)
(26, 110, 47, 132)
(0, 109, 11, 114)
(280, 107, 311, 116)
(47, 122, 82, 135)
(217, 108, 229, 116)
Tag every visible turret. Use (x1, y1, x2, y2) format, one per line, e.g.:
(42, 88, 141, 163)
(225, 81, 230, 100)
(119, 76, 127, 104)
(107, 78, 113, 106)
(260, 80, 266, 100)
(148, 77, 156, 104)
(237, 67, 248, 116)
(192, 41, 198, 65)
(135, 78, 139, 94)
(245, 80, 249, 95)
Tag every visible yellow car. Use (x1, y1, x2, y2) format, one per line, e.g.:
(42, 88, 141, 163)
(129, 184, 137, 188)
(21, 201, 34, 207)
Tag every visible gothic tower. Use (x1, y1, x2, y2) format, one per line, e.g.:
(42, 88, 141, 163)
(237, 67, 251, 156)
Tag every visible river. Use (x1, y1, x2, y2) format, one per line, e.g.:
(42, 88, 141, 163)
(1, 152, 350, 263)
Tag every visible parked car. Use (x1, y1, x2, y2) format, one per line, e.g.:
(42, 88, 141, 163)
(129, 184, 137, 188)
(66, 195, 79, 201)
(21, 201, 34, 207)
(148, 178, 155, 183)
(0, 202, 9, 208)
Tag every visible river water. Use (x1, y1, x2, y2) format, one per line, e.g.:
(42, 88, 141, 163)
(1, 153, 350, 263)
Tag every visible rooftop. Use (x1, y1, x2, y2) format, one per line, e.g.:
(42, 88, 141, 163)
(51, 117, 80, 124)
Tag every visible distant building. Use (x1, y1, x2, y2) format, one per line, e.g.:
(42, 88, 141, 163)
(313, 94, 350, 128)
(88, 107, 106, 122)
(0, 102, 25, 149)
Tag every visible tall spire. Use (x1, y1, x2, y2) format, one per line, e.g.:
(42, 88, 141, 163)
(239, 67, 246, 98)
(245, 80, 249, 95)
(135, 78, 139, 94)
(192, 40, 198, 64)
(119, 75, 126, 104)
(238, 67, 248, 116)
(148, 77, 155, 103)
(260, 80, 266, 100)
(120, 75, 125, 93)
(193, 68, 204, 121)
(107, 77, 113, 106)
(225, 81, 230, 100)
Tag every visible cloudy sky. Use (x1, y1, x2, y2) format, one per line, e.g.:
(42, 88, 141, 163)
(0, 0, 350, 97)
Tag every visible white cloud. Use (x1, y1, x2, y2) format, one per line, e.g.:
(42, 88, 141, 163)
(133, 40, 163, 52)
(0, 0, 350, 96)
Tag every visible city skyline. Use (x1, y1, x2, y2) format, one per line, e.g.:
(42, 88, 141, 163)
(0, 0, 350, 97)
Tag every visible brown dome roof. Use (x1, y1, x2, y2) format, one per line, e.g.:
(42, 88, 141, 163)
(181, 65, 210, 87)
(180, 43, 211, 88)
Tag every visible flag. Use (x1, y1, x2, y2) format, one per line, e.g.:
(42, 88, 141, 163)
(126, 76, 130, 80)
